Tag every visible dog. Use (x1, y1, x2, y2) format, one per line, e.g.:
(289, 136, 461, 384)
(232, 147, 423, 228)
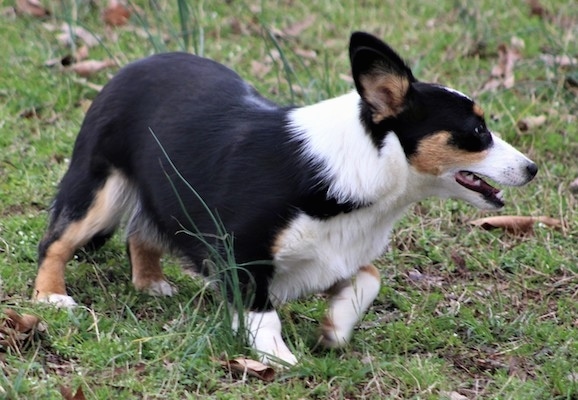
(35, 32, 537, 366)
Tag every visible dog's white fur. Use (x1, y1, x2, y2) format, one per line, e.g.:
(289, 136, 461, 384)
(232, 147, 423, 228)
(248, 89, 534, 365)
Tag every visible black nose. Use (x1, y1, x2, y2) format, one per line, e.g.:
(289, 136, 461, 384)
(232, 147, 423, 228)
(526, 162, 538, 179)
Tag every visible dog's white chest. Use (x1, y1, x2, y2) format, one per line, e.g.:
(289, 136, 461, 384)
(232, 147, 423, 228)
(269, 203, 408, 303)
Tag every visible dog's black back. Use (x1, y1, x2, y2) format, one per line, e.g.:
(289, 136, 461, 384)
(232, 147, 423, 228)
(45, 53, 358, 309)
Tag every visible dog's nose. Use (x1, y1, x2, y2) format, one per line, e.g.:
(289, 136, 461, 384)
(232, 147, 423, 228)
(526, 162, 538, 179)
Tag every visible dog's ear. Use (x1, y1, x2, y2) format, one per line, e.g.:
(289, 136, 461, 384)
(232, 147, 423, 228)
(349, 32, 416, 123)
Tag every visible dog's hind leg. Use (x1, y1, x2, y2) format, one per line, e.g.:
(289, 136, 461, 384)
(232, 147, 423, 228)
(125, 209, 176, 297)
(319, 264, 381, 348)
(127, 230, 176, 297)
(35, 170, 133, 306)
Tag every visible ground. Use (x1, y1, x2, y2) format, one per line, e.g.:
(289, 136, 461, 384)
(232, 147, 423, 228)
(0, 0, 577, 399)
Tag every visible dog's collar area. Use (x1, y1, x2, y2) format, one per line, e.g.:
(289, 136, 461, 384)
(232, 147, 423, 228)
(455, 171, 504, 207)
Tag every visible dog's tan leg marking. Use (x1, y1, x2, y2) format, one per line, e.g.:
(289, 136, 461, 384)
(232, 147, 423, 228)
(35, 217, 111, 307)
(129, 236, 176, 296)
(35, 174, 129, 307)
(320, 264, 381, 348)
(35, 234, 77, 306)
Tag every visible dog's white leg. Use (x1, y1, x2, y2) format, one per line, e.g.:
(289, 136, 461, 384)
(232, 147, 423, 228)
(320, 264, 381, 348)
(232, 309, 298, 367)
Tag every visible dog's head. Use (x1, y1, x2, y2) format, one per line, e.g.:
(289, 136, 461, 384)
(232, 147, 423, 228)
(349, 32, 537, 210)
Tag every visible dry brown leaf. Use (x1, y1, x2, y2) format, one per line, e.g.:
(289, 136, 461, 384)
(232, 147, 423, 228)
(16, 0, 49, 17)
(75, 45, 90, 61)
(4, 309, 45, 333)
(540, 54, 578, 68)
(103, 0, 131, 27)
(478, 39, 523, 94)
(68, 59, 116, 77)
(294, 48, 317, 59)
(440, 392, 469, 400)
(57, 24, 100, 48)
(517, 115, 546, 131)
(283, 15, 316, 37)
(59, 385, 86, 400)
(251, 60, 272, 79)
(0, 309, 46, 351)
(220, 357, 276, 382)
(469, 215, 562, 234)
(407, 269, 444, 287)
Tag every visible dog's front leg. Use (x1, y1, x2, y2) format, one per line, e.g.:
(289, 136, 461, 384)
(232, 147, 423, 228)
(232, 309, 298, 367)
(320, 264, 381, 348)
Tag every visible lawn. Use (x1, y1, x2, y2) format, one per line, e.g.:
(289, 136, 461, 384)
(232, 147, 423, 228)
(1, 0, 577, 399)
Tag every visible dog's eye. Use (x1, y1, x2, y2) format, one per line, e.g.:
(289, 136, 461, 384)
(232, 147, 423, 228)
(472, 123, 492, 147)
(473, 124, 485, 135)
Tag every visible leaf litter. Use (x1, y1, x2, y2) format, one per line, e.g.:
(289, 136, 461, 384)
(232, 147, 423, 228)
(0, 309, 46, 354)
(477, 38, 524, 95)
(219, 357, 276, 382)
(469, 215, 563, 235)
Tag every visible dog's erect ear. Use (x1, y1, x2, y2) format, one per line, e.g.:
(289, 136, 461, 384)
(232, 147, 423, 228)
(349, 32, 416, 123)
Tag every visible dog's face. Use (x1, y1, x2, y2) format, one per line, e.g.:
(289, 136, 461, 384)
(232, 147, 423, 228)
(349, 32, 537, 209)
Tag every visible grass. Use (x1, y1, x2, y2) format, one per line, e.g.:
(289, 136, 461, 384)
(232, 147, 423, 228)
(1, 0, 577, 398)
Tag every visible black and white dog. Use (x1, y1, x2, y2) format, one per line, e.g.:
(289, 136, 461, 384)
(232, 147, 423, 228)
(35, 32, 537, 366)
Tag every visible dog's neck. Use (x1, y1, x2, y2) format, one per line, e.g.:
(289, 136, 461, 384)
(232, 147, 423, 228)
(288, 92, 436, 207)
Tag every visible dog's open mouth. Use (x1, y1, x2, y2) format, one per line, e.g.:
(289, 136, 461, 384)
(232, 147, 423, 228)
(455, 171, 504, 207)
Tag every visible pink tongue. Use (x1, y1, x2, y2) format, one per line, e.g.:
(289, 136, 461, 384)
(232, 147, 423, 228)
(456, 173, 498, 196)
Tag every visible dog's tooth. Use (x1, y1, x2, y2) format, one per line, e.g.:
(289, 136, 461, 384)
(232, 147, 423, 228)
(463, 173, 477, 183)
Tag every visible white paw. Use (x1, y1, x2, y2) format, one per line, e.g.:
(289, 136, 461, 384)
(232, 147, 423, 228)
(38, 294, 78, 308)
(243, 310, 298, 368)
(320, 316, 351, 348)
(319, 329, 350, 349)
(260, 349, 298, 368)
(145, 280, 177, 297)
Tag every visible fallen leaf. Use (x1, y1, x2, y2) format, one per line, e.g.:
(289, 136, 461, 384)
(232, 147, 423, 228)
(469, 215, 562, 234)
(70, 77, 104, 93)
(294, 48, 317, 59)
(283, 15, 316, 37)
(517, 115, 546, 131)
(57, 24, 101, 48)
(251, 60, 272, 79)
(103, 0, 131, 27)
(59, 385, 86, 400)
(440, 392, 469, 400)
(407, 269, 444, 287)
(0, 309, 46, 352)
(5, 310, 45, 333)
(478, 39, 523, 94)
(68, 59, 116, 77)
(540, 54, 578, 68)
(16, 0, 49, 18)
(75, 45, 89, 61)
(220, 357, 276, 382)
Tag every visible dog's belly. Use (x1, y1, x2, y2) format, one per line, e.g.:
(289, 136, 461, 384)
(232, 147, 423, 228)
(269, 204, 407, 304)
